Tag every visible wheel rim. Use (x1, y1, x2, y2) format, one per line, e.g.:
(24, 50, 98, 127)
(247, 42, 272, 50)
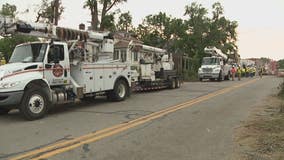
(28, 94, 45, 114)
(117, 83, 126, 98)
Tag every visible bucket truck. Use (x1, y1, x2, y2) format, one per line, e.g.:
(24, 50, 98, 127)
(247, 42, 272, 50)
(198, 47, 231, 81)
(0, 18, 131, 120)
(126, 42, 181, 91)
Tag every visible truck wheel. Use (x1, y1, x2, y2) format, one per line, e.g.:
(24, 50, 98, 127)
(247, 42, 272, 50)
(109, 80, 129, 101)
(20, 88, 49, 120)
(218, 72, 223, 82)
(175, 78, 181, 88)
(0, 108, 10, 115)
(199, 78, 203, 82)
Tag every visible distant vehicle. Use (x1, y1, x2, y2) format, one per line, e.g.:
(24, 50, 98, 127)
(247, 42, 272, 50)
(277, 69, 284, 77)
(198, 47, 231, 81)
(122, 42, 181, 91)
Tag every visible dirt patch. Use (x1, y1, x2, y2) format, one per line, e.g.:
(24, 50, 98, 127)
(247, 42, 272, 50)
(234, 96, 284, 160)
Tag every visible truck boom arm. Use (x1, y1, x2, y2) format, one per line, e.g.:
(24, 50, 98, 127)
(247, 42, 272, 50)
(204, 46, 228, 60)
(0, 16, 109, 41)
(128, 41, 166, 56)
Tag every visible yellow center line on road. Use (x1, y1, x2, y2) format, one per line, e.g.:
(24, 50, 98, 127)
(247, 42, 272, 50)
(10, 78, 258, 160)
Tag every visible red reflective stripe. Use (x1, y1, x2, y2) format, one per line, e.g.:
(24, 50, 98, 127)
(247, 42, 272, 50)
(82, 66, 127, 70)
(2, 69, 44, 79)
(44, 68, 70, 71)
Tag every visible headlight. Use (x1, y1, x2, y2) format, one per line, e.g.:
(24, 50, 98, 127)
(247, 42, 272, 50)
(0, 81, 21, 89)
(198, 68, 202, 73)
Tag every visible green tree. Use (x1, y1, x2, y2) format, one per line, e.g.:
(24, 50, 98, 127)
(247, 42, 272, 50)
(35, 0, 64, 25)
(184, 2, 210, 58)
(0, 35, 38, 61)
(212, 2, 223, 20)
(278, 59, 284, 69)
(101, 13, 116, 32)
(208, 2, 238, 55)
(0, 3, 17, 17)
(136, 12, 172, 48)
(135, 2, 239, 80)
(117, 11, 133, 32)
(84, 0, 127, 31)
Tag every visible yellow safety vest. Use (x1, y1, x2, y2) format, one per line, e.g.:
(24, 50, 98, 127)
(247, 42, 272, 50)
(0, 59, 6, 65)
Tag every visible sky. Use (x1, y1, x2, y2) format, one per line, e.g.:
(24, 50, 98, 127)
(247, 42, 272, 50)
(1, 0, 284, 60)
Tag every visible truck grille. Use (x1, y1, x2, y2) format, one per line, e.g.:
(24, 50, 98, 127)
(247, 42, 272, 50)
(202, 68, 213, 73)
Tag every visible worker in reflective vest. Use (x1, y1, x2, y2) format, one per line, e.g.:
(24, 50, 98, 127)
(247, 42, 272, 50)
(237, 66, 242, 81)
(0, 57, 6, 65)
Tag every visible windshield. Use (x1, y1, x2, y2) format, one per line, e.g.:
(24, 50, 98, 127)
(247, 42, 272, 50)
(202, 57, 220, 65)
(9, 43, 47, 63)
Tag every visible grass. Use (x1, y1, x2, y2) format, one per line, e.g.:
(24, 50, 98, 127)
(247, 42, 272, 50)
(236, 79, 284, 160)
(278, 79, 284, 98)
(254, 114, 284, 154)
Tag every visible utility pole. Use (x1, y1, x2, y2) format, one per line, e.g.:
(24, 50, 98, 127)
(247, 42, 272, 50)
(53, 0, 59, 25)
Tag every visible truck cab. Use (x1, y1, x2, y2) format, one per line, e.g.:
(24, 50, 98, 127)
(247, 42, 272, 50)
(0, 41, 70, 116)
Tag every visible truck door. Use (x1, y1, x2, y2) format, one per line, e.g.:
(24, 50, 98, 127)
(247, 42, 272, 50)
(44, 44, 70, 86)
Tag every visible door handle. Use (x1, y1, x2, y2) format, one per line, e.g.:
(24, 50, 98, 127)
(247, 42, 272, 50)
(45, 64, 52, 69)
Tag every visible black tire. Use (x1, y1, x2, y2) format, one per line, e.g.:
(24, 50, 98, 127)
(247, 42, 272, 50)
(20, 88, 49, 120)
(175, 78, 181, 88)
(0, 108, 10, 115)
(199, 78, 203, 82)
(108, 80, 129, 101)
(218, 71, 223, 82)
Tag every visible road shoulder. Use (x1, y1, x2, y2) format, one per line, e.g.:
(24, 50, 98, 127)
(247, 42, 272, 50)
(234, 93, 284, 159)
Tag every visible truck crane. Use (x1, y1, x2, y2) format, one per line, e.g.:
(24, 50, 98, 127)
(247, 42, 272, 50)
(126, 42, 181, 91)
(0, 17, 131, 120)
(198, 46, 231, 81)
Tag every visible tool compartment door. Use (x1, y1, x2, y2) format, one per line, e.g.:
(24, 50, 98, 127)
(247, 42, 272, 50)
(93, 65, 104, 92)
(103, 64, 116, 91)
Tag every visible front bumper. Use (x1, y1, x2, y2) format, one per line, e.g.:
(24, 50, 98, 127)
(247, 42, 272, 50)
(0, 91, 24, 108)
(198, 73, 220, 79)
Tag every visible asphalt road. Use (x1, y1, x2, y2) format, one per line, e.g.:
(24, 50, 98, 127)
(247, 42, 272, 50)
(0, 76, 282, 160)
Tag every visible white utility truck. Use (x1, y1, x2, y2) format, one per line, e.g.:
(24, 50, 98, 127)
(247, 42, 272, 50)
(198, 47, 231, 81)
(126, 42, 181, 91)
(0, 18, 131, 120)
